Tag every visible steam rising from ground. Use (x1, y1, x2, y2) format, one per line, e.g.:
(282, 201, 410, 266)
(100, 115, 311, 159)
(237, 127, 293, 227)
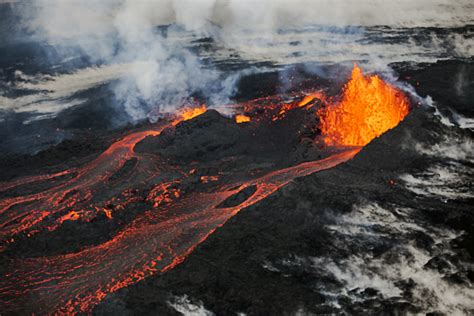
(264, 203, 474, 314)
(9, 0, 241, 122)
(168, 295, 214, 316)
(24, 0, 474, 34)
(401, 136, 474, 199)
(2, 0, 473, 123)
(321, 204, 473, 314)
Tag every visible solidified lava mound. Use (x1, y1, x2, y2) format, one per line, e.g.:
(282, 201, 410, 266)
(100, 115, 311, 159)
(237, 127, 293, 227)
(135, 107, 320, 167)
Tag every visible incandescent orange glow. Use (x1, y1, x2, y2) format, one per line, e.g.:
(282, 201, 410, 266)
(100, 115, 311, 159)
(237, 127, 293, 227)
(297, 92, 325, 107)
(178, 104, 207, 121)
(318, 65, 409, 146)
(235, 114, 251, 123)
(58, 211, 80, 224)
(103, 208, 113, 219)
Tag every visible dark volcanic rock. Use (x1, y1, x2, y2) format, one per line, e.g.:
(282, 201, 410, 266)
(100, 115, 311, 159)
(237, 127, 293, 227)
(393, 58, 474, 117)
(136, 110, 245, 162)
(136, 108, 320, 169)
(217, 185, 257, 208)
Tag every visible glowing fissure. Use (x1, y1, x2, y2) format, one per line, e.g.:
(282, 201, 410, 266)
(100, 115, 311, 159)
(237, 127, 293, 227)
(0, 66, 410, 314)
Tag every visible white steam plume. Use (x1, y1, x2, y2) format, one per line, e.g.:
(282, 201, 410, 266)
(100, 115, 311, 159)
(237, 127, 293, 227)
(7, 0, 473, 122)
(16, 0, 238, 122)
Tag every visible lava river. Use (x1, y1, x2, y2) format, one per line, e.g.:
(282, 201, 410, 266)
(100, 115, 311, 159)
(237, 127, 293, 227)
(0, 65, 409, 314)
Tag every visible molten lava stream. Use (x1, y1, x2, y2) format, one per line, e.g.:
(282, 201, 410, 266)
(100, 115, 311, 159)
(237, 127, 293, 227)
(0, 124, 170, 245)
(0, 104, 211, 245)
(0, 147, 359, 314)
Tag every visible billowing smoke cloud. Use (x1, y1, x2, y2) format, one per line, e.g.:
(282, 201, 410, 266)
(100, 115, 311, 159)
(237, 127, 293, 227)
(14, 0, 240, 122)
(6, 0, 474, 123)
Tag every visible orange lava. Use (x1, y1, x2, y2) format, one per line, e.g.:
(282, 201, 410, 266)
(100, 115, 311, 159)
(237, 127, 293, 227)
(103, 209, 113, 220)
(235, 114, 251, 123)
(269, 91, 326, 122)
(57, 211, 80, 224)
(177, 104, 207, 122)
(297, 92, 325, 107)
(318, 65, 409, 146)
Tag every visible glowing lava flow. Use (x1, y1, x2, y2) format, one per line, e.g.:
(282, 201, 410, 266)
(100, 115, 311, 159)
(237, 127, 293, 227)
(0, 104, 211, 242)
(0, 148, 358, 314)
(0, 127, 167, 245)
(318, 65, 409, 146)
(235, 114, 251, 123)
(0, 104, 210, 247)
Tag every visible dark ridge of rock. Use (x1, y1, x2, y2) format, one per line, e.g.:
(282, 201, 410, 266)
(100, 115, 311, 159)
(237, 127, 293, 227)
(108, 157, 138, 183)
(0, 121, 148, 182)
(0, 136, 110, 181)
(136, 108, 321, 169)
(0, 172, 77, 199)
(393, 58, 474, 117)
(135, 110, 244, 162)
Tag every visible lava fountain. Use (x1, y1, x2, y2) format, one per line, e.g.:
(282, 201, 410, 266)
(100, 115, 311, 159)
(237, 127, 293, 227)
(318, 65, 410, 146)
(177, 104, 207, 122)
